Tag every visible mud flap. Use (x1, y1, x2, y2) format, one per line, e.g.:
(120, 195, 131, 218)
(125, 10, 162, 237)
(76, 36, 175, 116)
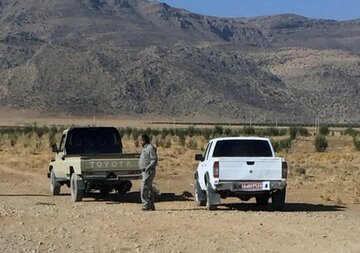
(208, 190, 221, 205)
(207, 181, 221, 206)
(73, 174, 85, 190)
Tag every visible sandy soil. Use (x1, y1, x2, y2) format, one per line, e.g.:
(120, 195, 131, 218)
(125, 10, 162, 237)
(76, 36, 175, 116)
(1, 131, 360, 253)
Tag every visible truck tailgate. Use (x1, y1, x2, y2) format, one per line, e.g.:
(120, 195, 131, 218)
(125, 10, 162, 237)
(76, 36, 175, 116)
(219, 157, 282, 181)
(80, 153, 140, 172)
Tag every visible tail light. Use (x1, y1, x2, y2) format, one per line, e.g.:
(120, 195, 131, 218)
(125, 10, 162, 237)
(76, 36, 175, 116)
(213, 161, 219, 178)
(282, 161, 288, 179)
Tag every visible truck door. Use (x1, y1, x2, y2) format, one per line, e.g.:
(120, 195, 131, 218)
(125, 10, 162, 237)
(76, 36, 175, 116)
(198, 141, 213, 189)
(54, 134, 68, 179)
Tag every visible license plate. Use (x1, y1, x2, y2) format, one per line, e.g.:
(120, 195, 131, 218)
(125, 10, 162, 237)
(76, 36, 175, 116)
(233, 182, 269, 191)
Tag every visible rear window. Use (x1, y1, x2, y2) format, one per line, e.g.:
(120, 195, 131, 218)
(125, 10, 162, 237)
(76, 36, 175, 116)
(65, 128, 122, 155)
(212, 140, 273, 157)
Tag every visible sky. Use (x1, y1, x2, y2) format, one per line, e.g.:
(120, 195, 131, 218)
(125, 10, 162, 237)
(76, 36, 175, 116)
(161, 0, 360, 21)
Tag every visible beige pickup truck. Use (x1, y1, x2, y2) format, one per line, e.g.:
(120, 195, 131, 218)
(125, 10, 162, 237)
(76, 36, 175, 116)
(47, 127, 141, 202)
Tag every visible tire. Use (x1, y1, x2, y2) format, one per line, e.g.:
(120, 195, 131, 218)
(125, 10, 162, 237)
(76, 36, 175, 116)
(256, 196, 269, 206)
(206, 181, 217, 211)
(100, 188, 110, 195)
(70, 174, 84, 202)
(194, 179, 206, 207)
(117, 181, 132, 195)
(272, 188, 286, 211)
(50, 170, 61, 195)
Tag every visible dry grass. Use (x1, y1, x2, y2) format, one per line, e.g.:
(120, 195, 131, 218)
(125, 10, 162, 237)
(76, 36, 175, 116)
(0, 127, 359, 203)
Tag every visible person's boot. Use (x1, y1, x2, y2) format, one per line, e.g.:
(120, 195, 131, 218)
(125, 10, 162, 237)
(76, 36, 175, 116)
(141, 205, 150, 211)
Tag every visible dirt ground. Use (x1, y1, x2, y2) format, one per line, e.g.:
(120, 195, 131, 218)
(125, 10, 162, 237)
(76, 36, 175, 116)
(1, 126, 360, 253)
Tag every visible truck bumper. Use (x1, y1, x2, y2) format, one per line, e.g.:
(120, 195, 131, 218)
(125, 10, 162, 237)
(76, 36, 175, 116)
(214, 180, 287, 193)
(83, 175, 141, 183)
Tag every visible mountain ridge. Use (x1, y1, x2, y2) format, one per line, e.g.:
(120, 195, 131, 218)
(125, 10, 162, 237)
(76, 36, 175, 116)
(0, 0, 359, 123)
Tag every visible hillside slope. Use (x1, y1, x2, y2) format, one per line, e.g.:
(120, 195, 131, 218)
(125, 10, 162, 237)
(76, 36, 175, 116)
(0, 0, 359, 123)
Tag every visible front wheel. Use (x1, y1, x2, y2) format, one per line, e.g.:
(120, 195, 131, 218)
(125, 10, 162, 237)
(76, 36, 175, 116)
(50, 170, 61, 195)
(194, 179, 206, 207)
(70, 174, 84, 202)
(272, 188, 286, 211)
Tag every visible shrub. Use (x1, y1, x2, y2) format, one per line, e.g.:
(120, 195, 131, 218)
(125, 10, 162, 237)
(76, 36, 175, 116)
(169, 129, 175, 136)
(163, 139, 172, 149)
(202, 128, 212, 140)
(10, 135, 17, 147)
(178, 133, 186, 146)
(161, 128, 170, 138)
(243, 126, 255, 135)
(272, 138, 292, 152)
(289, 127, 298, 140)
(187, 127, 196, 137)
(132, 128, 141, 141)
(319, 125, 329, 136)
(23, 125, 34, 136)
(154, 136, 171, 149)
(262, 127, 280, 136)
(278, 129, 288, 136)
(298, 127, 310, 137)
(35, 125, 48, 138)
(213, 126, 224, 136)
(344, 127, 358, 137)
(124, 127, 133, 137)
(186, 139, 198, 150)
(315, 135, 328, 152)
(293, 166, 306, 176)
(224, 128, 232, 136)
(354, 137, 360, 151)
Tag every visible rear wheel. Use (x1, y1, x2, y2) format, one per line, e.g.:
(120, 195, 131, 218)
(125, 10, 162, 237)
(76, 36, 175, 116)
(206, 181, 217, 211)
(194, 179, 206, 207)
(272, 188, 286, 211)
(100, 188, 110, 196)
(50, 170, 61, 195)
(256, 196, 269, 206)
(117, 181, 133, 195)
(70, 174, 84, 202)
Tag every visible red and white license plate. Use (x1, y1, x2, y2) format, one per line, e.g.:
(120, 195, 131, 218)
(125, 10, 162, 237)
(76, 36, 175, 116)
(234, 182, 263, 191)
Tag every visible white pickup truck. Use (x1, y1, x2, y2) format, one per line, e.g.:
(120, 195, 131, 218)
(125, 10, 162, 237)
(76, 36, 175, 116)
(194, 137, 288, 210)
(48, 127, 141, 202)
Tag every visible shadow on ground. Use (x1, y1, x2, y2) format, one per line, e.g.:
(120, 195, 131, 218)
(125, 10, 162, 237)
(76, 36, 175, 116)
(222, 202, 346, 212)
(0, 193, 70, 197)
(85, 191, 193, 204)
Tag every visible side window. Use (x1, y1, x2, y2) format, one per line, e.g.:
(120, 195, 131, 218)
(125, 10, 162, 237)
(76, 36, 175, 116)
(59, 134, 66, 152)
(205, 142, 213, 160)
(203, 143, 210, 159)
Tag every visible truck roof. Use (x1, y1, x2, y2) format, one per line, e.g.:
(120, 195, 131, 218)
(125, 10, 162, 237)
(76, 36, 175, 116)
(209, 137, 271, 142)
(62, 126, 118, 135)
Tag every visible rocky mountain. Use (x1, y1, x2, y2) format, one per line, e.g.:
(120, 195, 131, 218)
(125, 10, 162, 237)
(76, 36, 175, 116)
(0, 0, 359, 123)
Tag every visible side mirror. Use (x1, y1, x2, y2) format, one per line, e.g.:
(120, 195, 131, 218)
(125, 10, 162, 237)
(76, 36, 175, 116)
(52, 144, 58, 153)
(195, 154, 204, 162)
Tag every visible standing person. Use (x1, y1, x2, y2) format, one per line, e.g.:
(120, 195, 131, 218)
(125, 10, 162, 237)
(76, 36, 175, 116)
(139, 134, 158, 211)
